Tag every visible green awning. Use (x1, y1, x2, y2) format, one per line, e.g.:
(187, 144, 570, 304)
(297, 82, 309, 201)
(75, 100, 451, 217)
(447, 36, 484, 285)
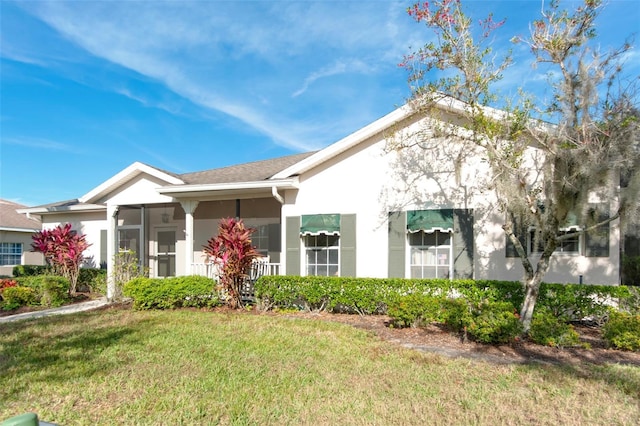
(407, 209, 454, 233)
(300, 214, 341, 235)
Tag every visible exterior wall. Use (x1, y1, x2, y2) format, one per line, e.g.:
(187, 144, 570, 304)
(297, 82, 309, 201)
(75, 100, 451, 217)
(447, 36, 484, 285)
(0, 230, 44, 276)
(41, 211, 107, 269)
(282, 114, 621, 285)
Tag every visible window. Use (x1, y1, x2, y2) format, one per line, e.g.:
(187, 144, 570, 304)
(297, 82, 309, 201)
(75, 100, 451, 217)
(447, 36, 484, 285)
(409, 231, 452, 279)
(0, 243, 23, 266)
(305, 234, 339, 276)
(529, 229, 580, 254)
(252, 224, 269, 256)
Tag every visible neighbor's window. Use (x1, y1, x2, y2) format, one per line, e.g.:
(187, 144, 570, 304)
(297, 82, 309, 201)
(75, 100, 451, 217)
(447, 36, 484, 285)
(0, 242, 23, 266)
(305, 234, 339, 276)
(409, 231, 452, 279)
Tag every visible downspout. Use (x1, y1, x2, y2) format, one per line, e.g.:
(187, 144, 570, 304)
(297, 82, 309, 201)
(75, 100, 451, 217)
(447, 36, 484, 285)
(272, 186, 284, 204)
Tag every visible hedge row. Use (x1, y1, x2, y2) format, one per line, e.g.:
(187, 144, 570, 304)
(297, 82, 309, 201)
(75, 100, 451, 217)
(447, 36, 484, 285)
(254, 276, 630, 319)
(254, 276, 633, 346)
(12, 265, 107, 294)
(123, 276, 220, 310)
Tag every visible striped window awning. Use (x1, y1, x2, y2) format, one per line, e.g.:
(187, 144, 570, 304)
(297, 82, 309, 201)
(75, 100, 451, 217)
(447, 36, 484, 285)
(300, 214, 341, 235)
(407, 209, 454, 233)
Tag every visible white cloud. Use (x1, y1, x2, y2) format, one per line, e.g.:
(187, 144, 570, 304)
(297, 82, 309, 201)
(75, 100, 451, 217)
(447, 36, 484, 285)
(4, 136, 73, 152)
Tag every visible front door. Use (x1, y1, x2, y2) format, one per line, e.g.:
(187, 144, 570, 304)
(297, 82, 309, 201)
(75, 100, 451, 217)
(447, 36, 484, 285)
(157, 230, 176, 277)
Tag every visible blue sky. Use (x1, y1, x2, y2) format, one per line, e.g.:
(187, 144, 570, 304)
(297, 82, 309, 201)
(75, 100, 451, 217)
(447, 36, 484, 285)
(1, 0, 638, 207)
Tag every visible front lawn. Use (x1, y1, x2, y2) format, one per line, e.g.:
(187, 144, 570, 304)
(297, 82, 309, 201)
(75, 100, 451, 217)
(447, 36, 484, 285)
(1, 307, 638, 425)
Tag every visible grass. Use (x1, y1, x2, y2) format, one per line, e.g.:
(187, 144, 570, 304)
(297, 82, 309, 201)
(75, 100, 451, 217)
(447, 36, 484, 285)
(1, 307, 639, 425)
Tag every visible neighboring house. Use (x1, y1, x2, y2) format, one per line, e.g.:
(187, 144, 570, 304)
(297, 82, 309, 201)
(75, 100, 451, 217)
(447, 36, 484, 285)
(19, 102, 624, 298)
(0, 199, 44, 276)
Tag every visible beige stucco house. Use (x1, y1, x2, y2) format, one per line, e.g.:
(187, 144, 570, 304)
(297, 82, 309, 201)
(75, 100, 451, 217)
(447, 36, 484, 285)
(0, 199, 44, 276)
(19, 101, 622, 299)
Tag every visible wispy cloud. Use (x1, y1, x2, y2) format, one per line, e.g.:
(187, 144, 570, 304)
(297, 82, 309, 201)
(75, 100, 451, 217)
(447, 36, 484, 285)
(292, 59, 371, 98)
(14, 1, 416, 151)
(4, 136, 73, 151)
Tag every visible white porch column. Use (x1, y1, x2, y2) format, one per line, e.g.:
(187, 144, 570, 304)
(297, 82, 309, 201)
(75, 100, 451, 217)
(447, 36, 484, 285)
(181, 200, 199, 275)
(106, 204, 119, 301)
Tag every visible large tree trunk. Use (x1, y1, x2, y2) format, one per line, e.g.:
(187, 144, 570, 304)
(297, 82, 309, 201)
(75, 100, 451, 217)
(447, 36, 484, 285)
(520, 273, 543, 332)
(520, 250, 553, 333)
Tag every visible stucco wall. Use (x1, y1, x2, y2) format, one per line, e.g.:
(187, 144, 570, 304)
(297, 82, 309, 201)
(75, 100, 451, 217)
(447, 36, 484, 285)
(282, 114, 621, 285)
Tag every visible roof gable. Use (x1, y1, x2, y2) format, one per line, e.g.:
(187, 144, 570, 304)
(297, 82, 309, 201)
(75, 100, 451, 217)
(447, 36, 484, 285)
(80, 162, 184, 204)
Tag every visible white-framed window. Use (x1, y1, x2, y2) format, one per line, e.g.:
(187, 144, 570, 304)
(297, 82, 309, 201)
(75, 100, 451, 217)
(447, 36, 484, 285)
(0, 242, 22, 266)
(252, 224, 269, 256)
(529, 229, 581, 254)
(304, 234, 339, 276)
(409, 231, 452, 279)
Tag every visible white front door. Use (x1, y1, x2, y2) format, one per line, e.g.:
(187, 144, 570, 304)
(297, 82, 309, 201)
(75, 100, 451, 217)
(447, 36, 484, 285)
(157, 229, 176, 277)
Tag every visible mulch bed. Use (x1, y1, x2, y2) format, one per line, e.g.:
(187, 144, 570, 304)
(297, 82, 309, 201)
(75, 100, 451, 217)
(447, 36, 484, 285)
(3, 301, 639, 366)
(276, 311, 640, 366)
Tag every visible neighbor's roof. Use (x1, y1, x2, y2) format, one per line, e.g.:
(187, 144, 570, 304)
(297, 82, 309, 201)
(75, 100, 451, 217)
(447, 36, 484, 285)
(0, 199, 41, 231)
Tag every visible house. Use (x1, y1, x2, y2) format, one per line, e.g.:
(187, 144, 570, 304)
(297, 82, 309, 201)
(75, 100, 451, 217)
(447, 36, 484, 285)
(19, 101, 623, 299)
(0, 199, 44, 276)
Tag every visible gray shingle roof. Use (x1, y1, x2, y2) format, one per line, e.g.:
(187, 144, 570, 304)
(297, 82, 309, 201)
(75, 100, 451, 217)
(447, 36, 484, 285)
(179, 151, 317, 185)
(0, 199, 41, 230)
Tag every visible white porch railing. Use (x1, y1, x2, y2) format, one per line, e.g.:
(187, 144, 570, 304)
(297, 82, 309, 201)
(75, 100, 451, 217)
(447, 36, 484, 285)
(191, 259, 280, 281)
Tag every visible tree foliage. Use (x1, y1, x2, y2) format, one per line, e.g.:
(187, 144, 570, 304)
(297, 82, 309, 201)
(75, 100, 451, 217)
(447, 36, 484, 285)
(31, 223, 91, 295)
(203, 218, 259, 309)
(399, 0, 640, 331)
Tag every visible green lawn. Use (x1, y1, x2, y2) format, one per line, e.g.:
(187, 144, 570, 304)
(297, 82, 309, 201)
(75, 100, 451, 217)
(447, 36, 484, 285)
(1, 307, 638, 425)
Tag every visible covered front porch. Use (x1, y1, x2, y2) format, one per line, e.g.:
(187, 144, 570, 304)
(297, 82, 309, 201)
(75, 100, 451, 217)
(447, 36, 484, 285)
(106, 197, 284, 298)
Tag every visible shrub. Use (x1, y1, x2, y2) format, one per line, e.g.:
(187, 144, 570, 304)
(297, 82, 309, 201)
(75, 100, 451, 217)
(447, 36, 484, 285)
(77, 268, 107, 292)
(123, 275, 220, 310)
(387, 293, 444, 328)
(536, 283, 630, 322)
(603, 312, 640, 351)
(528, 308, 582, 347)
(1, 286, 37, 310)
(12, 265, 50, 277)
(0, 278, 18, 292)
(15, 275, 70, 307)
(466, 301, 523, 344)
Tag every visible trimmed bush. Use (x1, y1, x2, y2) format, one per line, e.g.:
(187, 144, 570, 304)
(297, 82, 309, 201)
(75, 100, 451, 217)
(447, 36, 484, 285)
(1, 286, 37, 310)
(123, 275, 220, 310)
(529, 308, 582, 347)
(16, 275, 71, 307)
(466, 301, 523, 344)
(603, 312, 640, 351)
(387, 293, 444, 328)
(12, 265, 49, 277)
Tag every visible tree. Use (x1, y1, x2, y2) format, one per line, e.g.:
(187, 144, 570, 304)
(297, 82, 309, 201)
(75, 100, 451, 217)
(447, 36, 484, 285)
(203, 218, 260, 309)
(398, 0, 640, 331)
(31, 223, 91, 295)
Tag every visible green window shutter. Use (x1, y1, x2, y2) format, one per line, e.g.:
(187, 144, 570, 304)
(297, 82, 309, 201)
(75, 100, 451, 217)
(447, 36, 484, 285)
(268, 223, 281, 252)
(453, 209, 474, 279)
(340, 214, 357, 277)
(285, 216, 301, 275)
(100, 229, 108, 268)
(388, 211, 406, 278)
(585, 204, 610, 257)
